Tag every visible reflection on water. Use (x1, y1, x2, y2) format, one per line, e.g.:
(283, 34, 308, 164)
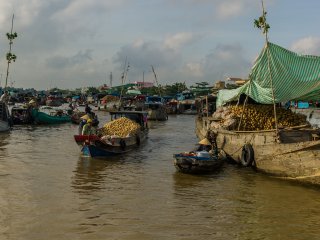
(0, 114, 320, 239)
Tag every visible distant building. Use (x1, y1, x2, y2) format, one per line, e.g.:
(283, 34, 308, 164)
(99, 84, 110, 91)
(214, 81, 225, 89)
(226, 77, 247, 86)
(134, 81, 154, 89)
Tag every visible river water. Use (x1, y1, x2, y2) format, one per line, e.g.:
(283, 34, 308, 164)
(1, 111, 320, 240)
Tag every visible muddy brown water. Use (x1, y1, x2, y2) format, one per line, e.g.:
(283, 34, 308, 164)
(0, 112, 320, 240)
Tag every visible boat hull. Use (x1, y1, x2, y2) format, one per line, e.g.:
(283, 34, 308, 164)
(77, 131, 148, 157)
(32, 109, 71, 124)
(0, 120, 10, 132)
(195, 116, 320, 185)
(147, 109, 168, 121)
(81, 144, 121, 157)
(173, 154, 224, 174)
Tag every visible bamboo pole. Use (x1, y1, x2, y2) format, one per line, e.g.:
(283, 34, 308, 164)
(119, 57, 129, 108)
(261, 0, 279, 136)
(237, 94, 249, 131)
(206, 95, 208, 118)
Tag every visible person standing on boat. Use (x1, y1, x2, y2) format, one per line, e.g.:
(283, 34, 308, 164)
(79, 119, 87, 135)
(82, 119, 96, 135)
(0, 91, 9, 103)
(85, 103, 92, 114)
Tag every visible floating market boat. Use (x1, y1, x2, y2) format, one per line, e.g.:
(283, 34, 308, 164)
(31, 108, 71, 124)
(176, 91, 197, 114)
(196, 41, 320, 185)
(11, 105, 33, 125)
(70, 111, 86, 124)
(173, 138, 224, 174)
(75, 111, 148, 157)
(144, 96, 168, 121)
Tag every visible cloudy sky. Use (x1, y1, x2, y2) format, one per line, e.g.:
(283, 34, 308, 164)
(0, 0, 319, 90)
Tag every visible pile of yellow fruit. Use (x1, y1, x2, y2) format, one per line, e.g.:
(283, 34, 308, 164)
(226, 104, 308, 131)
(101, 117, 140, 137)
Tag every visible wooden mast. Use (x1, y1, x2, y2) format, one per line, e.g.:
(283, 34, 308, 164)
(261, 0, 279, 136)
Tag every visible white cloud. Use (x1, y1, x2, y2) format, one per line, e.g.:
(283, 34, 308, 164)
(195, 43, 250, 81)
(291, 37, 320, 55)
(216, 1, 245, 19)
(214, 0, 272, 20)
(52, 0, 125, 22)
(0, 0, 45, 30)
(113, 39, 181, 83)
(184, 63, 204, 77)
(46, 49, 93, 69)
(164, 32, 199, 50)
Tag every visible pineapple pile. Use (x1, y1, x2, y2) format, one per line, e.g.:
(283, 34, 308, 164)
(100, 117, 140, 137)
(211, 104, 308, 131)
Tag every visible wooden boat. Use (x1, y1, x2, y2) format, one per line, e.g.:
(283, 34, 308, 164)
(46, 96, 63, 107)
(173, 151, 224, 174)
(70, 111, 86, 124)
(75, 111, 148, 157)
(196, 117, 320, 184)
(166, 100, 178, 114)
(46, 91, 64, 107)
(74, 134, 100, 147)
(31, 108, 71, 124)
(145, 102, 168, 121)
(178, 99, 197, 114)
(0, 102, 11, 131)
(11, 105, 33, 125)
(144, 96, 168, 121)
(173, 138, 224, 174)
(195, 39, 320, 185)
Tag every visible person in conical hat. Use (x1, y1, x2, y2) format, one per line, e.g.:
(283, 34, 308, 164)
(198, 138, 211, 145)
(196, 138, 212, 152)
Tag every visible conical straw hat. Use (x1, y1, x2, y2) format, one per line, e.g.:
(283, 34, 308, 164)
(80, 114, 90, 120)
(198, 138, 211, 145)
(29, 99, 36, 104)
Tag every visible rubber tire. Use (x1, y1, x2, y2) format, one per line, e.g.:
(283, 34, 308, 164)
(136, 135, 141, 146)
(240, 144, 254, 167)
(120, 139, 126, 150)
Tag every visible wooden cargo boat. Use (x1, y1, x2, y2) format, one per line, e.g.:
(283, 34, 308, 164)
(144, 96, 168, 121)
(195, 38, 320, 185)
(11, 105, 33, 125)
(31, 108, 71, 124)
(196, 117, 320, 184)
(75, 111, 148, 157)
(145, 102, 168, 121)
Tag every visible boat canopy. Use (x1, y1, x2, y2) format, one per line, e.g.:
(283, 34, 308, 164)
(217, 42, 320, 107)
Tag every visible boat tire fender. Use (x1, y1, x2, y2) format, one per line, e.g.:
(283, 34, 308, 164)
(136, 135, 141, 146)
(120, 139, 126, 150)
(241, 143, 254, 167)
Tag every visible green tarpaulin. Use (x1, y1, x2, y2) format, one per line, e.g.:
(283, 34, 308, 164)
(217, 42, 320, 107)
